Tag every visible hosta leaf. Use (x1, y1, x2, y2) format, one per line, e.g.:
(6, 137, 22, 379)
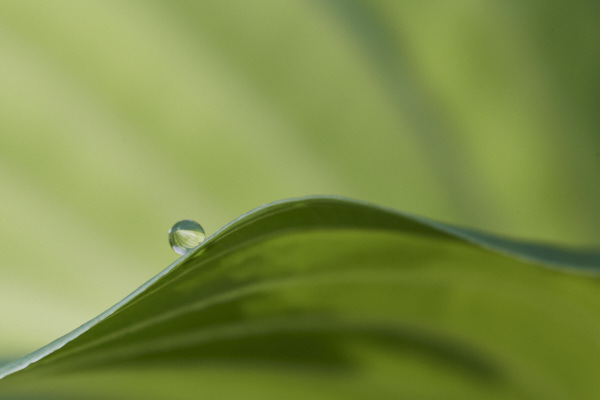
(0, 196, 599, 399)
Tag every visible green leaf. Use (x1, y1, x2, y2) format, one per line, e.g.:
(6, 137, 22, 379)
(1, 197, 599, 399)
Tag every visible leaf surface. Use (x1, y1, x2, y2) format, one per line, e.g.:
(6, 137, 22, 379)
(1, 197, 599, 399)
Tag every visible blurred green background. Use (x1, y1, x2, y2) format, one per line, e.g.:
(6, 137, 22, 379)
(0, 0, 598, 360)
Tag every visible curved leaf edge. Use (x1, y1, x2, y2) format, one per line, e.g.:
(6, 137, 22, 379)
(1, 195, 598, 380)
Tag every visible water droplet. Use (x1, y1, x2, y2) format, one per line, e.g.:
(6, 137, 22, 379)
(169, 219, 205, 255)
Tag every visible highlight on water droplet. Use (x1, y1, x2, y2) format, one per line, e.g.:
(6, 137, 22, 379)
(169, 219, 206, 255)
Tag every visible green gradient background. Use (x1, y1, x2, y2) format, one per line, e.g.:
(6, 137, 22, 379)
(0, 0, 598, 362)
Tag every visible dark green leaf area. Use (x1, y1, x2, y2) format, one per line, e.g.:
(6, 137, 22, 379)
(3, 227, 600, 399)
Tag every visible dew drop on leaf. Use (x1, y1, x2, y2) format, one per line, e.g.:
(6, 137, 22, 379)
(169, 219, 205, 255)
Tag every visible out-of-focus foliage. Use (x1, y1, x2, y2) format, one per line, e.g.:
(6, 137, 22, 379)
(2, 198, 600, 399)
(0, 0, 598, 360)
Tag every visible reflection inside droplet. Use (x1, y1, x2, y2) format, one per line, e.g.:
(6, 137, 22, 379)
(169, 219, 205, 255)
